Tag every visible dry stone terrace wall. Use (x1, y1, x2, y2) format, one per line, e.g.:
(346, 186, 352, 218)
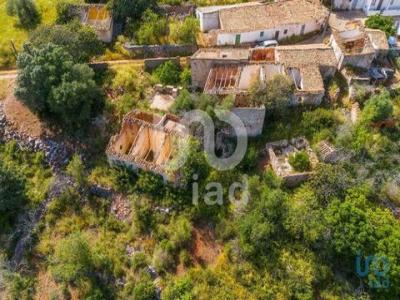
(124, 44, 198, 59)
(0, 103, 70, 171)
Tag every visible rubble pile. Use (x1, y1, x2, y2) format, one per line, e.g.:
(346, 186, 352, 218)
(0, 103, 70, 170)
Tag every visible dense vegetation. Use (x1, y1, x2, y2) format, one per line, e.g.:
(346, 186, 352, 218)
(1, 1, 400, 299)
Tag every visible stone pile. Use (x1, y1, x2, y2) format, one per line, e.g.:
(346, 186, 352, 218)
(0, 103, 70, 170)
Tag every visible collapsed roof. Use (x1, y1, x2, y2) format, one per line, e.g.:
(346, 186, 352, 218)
(80, 4, 113, 31)
(106, 111, 187, 181)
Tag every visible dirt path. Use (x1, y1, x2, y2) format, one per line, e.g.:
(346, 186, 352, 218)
(0, 70, 17, 80)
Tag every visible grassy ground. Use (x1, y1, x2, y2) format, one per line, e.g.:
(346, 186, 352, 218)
(0, 0, 79, 69)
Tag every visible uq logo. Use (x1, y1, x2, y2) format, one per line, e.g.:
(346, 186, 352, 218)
(355, 254, 390, 289)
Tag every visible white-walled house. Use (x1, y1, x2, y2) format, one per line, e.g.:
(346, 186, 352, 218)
(196, 0, 329, 46)
(334, 0, 400, 16)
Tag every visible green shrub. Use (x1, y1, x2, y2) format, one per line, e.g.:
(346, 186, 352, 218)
(365, 14, 395, 37)
(153, 61, 181, 86)
(170, 89, 194, 114)
(152, 245, 175, 273)
(56, 1, 74, 24)
(361, 90, 393, 123)
(162, 276, 194, 300)
(0, 162, 26, 231)
(249, 74, 293, 112)
(66, 155, 87, 186)
(50, 233, 93, 285)
(131, 253, 148, 272)
(301, 108, 338, 140)
(288, 151, 311, 172)
(6, 0, 40, 29)
(169, 17, 199, 44)
(179, 250, 191, 267)
(136, 9, 168, 45)
(133, 279, 157, 300)
(180, 67, 192, 88)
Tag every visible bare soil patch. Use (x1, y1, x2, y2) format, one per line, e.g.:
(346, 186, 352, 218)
(190, 225, 221, 266)
(3, 80, 47, 138)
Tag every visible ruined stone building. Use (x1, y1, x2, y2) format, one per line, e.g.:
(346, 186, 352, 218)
(330, 21, 389, 70)
(191, 48, 276, 136)
(72, 4, 114, 42)
(106, 111, 188, 183)
(275, 44, 337, 105)
(190, 44, 338, 135)
(196, 0, 328, 46)
(266, 137, 319, 187)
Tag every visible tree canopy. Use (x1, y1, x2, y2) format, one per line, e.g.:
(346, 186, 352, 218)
(6, 0, 40, 29)
(15, 43, 103, 132)
(108, 0, 157, 23)
(29, 21, 104, 63)
(249, 74, 294, 111)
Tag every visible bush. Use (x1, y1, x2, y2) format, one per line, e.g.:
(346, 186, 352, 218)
(168, 217, 192, 250)
(170, 89, 194, 114)
(162, 276, 194, 300)
(152, 245, 175, 273)
(56, 1, 74, 24)
(6, 0, 40, 28)
(132, 197, 155, 235)
(133, 279, 157, 300)
(135, 171, 165, 197)
(66, 155, 87, 186)
(153, 61, 181, 86)
(301, 108, 338, 140)
(131, 253, 148, 272)
(50, 233, 93, 285)
(180, 67, 192, 88)
(0, 163, 26, 230)
(169, 17, 199, 44)
(361, 91, 393, 123)
(365, 14, 395, 37)
(136, 9, 168, 45)
(288, 151, 311, 172)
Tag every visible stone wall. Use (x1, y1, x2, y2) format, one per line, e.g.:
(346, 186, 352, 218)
(144, 57, 180, 72)
(231, 106, 266, 137)
(124, 44, 198, 59)
(158, 4, 196, 18)
(283, 172, 313, 187)
(341, 53, 375, 70)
